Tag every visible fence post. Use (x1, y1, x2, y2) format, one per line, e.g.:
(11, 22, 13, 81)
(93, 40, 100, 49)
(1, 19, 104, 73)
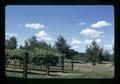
(71, 56, 74, 71)
(46, 55, 50, 75)
(61, 55, 64, 73)
(23, 52, 28, 79)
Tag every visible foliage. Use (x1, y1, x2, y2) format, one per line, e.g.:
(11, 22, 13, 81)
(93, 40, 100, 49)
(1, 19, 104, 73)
(24, 36, 50, 50)
(5, 48, 61, 66)
(5, 37, 17, 49)
(55, 35, 72, 59)
(102, 49, 111, 61)
(110, 46, 114, 65)
(85, 40, 104, 64)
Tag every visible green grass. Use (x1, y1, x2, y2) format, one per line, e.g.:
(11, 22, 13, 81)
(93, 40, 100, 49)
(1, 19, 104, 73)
(5, 63, 114, 79)
(72, 71, 114, 78)
(6, 70, 114, 79)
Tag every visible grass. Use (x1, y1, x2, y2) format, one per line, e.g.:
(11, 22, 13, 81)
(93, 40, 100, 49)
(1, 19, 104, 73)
(5, 62, 114, 79)
(71, 70, 114, 78)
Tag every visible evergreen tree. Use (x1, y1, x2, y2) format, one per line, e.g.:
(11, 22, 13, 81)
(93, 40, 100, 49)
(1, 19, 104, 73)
(55, 35, 71, 59)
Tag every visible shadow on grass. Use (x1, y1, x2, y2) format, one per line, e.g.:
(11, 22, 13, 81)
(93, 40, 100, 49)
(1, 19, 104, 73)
(6, 76, 23, 79)
(6, 70, 62, 76)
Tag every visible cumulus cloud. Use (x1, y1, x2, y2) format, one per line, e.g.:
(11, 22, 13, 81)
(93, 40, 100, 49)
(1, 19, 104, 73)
(90, 20, 111, 28)
(71, 45, 80, 49)
(104, 44, 113, 50)
(95, 38, 101, 43)
(84, 39, 92, 45)
(70, 38, 82, 50)
(25, 23, 45, 29)
(71, 38, 81, 45)
(80, 28, 104, 38)
(79, 22, 85, 25)
(35, 31, 52, 41)
(6, 33, 18, 37)
(84, 39, 101, 45)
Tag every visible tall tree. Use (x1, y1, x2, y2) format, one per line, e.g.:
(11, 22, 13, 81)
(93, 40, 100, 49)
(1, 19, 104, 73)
(5, 39, 11, 49)
(103, 49, 111, 61)
(28, 36, 38, 49)
(98, 47, 104, 64)
(24, 36, 50, 50)
(24, 40, 29, 50)
(54, 35, 71, 59)
(5, 37, 17, 49)
(85, 45, 92, 63)
(85, 40, 104, 64)
(10, 37, 17, 49)
(91, 40, 100, 62)
(19, 45, 23, 49)
(110, 45, 114, 64)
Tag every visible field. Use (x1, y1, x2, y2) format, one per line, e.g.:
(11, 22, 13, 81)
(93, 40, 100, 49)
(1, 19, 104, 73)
(6, 62, 114, 79)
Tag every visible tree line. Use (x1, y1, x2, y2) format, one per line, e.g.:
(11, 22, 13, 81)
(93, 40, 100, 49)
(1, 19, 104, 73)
(5, 35, 114, 67)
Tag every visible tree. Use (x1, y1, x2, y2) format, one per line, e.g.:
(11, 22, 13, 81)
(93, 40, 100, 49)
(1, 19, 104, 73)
(54, 35, 71, 59)
(24, 36, 50, 50)
(10, 37, 17, 49)
(85, 45, 92, 63)
(28, 36, 38, 49)
(85, 40, 104, 64)
(5, 37, 17, 49)
(91, 40, 100, 62)
(5, 39, 11, 49)
(19, 45, 23, 49)
(98, 47, 104, 64)
(24, 40, 29, 50)
(103, 49, 111, 61)
(110, 45, 114, 65)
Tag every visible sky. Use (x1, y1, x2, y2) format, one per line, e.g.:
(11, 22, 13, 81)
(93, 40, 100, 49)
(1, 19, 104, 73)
(5, 5, 114, 52)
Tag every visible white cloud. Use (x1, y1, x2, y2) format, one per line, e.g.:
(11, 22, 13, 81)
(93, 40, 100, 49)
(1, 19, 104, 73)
(80, 28, 104, 38)
(71, 38, 81, 45)
(95, 38, 101, 43)
(90, 20, 111, 28)
(71, 45, 80, 49)
(69, 38, 82, 50)
(84, 38, 101, 45)
(104, 44, 113, 50)
(6, 33, 18, 37)
(104, 44, 113, 54)
(79, 22, 85, 25)
(35, 31, 52, 41)
(25, 23, 45, 29)
(84, 39, 92, 45)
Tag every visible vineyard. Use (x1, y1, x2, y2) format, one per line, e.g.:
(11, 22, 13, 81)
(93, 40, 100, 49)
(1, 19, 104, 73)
(5, 36, 114, 78)
(5, 48, 114, 79)
(5, 48, 76, 78)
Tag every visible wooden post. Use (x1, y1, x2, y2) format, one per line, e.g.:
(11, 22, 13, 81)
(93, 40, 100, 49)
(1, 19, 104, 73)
(23, 52, 28, 79)
(46, 55, 49, 75)
(71, 56, 74, 71)
(61, 55, 64, 73)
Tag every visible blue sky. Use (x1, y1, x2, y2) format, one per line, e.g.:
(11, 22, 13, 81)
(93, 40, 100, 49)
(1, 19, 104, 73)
(5, 5, 114, 52)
